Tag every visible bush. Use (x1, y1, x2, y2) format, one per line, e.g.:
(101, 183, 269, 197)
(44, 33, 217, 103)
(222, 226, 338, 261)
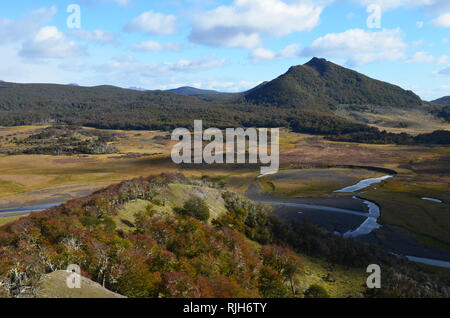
(176, 197, 210, 222)
(304, 284, 330, 298)
(258, 266, 290, 298)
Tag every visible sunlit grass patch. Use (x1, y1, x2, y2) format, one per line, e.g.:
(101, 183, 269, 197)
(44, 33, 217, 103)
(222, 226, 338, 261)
(361, 178, 450, 250)
(0, 179, 26, 197)
(0, 214, 29, 227)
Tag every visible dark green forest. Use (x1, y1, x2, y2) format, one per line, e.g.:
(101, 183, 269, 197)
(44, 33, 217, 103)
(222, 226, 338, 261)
(327, 129, 450, 145)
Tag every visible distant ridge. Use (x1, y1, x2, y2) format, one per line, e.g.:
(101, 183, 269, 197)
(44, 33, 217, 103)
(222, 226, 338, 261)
(0, 58, 440, 131)
(432, 96, 450, 105)
(245, 57, 423, 110)
(166, 86, 222, 96)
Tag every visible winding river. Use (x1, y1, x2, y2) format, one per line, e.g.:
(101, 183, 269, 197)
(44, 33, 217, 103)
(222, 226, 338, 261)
(335, 176, 450, 267)
(257, 173, 450, 268)
(343, 197, 381, 238)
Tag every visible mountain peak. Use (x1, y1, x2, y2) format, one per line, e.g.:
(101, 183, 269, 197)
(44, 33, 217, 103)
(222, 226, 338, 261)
(245, 58, 423, 109)
(304, 57, 333, 75)
(306, 57, 329, 65)
(285, 58, 333, 77)
(166, 86, 221, 96)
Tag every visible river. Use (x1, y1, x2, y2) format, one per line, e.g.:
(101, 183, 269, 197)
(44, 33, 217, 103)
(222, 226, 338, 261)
(0, 203, 61, 217)
(256, 173, 450, 268)
(334, 175, 392, 193)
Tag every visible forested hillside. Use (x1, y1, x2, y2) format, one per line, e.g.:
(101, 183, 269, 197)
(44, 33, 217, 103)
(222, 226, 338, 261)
(0, 58, 434, 136)
(432, 96, 450, 105)
(0, 80, 371, 134)
(245, 58, 423, 109)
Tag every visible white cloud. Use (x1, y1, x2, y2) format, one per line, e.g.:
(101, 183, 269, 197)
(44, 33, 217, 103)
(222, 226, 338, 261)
(250, 44, 301, 62)
(406, 51, 448, 65)
(0, 44, 86, 84)
(97, 55, 225, 78)
(279, 44, 301, 58)
(0, 6, 57, 43)
(437, 56, 449, 65)
(189, 0, 323, 49)
(101, 0, 132, 6)
(130, 40, 182, 52)
(68, 29, 118, 44)
(20, 26, 86, 59)
(416, 21, 424, 28)
(433, 12, 450, 27)
(438, 66, 450, 75)
(412, 40, 424, 47)
(348, 0, 450, 13)
(124, 11, 177, 35)
(302, 28, 407, 66)
(251, 48, 276, 61)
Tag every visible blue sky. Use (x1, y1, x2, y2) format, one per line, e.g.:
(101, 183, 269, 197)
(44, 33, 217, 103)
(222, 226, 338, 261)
(0, 0, 449, 100)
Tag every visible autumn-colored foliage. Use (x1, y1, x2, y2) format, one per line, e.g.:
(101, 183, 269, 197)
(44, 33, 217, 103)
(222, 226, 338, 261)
(0, 173, 447, 298)
(0, 174, 304, 298)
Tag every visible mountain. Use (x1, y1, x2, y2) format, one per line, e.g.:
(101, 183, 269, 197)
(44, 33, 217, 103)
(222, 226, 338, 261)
(432, 96, 450, 105)
(0, 79, 369, 134)
(166, 86, 222, 96)
(245, 57, 423, 110)
(0, 59, 437, 133)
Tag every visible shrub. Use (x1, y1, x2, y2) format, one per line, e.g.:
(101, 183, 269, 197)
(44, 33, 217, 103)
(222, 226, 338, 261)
(304, 284, 330, 298)
(176, 197, 210, 222)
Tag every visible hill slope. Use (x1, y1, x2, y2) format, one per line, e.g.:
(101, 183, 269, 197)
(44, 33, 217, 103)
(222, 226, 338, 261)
(245, 58, 423, 110)
(432, 96, 450, 105)
(0, 59, 437, 133)
(0, 79, 371, 134)
(0, 174, 447, 298)
(35, 271, 126, 298)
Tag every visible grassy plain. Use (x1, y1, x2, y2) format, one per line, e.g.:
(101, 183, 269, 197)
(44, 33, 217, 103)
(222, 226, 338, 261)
(359, 156, 450, 251)
(0, 125, 448, 253)
(333, 105, 450, 135)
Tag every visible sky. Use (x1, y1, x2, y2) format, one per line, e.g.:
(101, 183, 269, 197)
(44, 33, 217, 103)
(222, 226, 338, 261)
(0, 0, 449, 100)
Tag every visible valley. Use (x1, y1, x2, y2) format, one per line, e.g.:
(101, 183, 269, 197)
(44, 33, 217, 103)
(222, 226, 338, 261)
(0, 125, 448, 269)
(0, 58, 449, 298)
